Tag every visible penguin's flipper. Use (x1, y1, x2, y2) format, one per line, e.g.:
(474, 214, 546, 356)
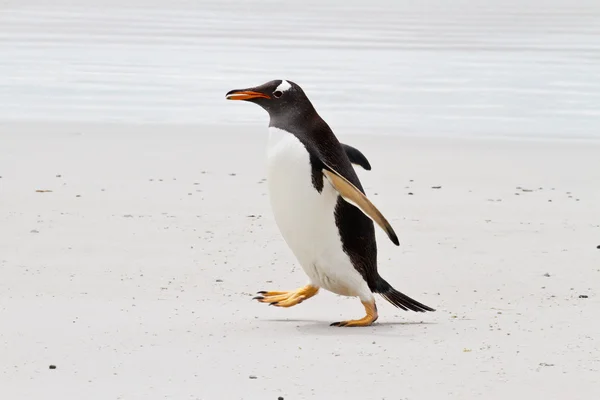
(341, 143, 371, 171)
(322, 164, 399, 246)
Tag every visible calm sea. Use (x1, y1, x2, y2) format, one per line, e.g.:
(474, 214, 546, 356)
(1, 0, 599, 138)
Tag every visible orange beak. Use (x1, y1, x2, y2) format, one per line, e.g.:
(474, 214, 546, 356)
(225, 90, 271, 101)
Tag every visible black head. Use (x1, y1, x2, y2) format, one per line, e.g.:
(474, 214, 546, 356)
(225, 79, 316, 121)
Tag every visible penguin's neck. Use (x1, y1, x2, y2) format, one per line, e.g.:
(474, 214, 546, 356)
(267, 125, 290, 149)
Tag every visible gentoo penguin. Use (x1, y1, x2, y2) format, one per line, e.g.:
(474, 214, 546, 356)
(226, 80, 434, 326)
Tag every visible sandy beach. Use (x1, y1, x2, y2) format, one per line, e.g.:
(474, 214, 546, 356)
(1, 121, 599, 399)
(2, 0, 600, 398)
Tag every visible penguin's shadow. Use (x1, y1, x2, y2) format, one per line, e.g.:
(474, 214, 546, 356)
(264, 318, 437, 336)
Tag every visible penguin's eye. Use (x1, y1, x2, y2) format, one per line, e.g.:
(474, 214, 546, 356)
(273, 90, 283, 98)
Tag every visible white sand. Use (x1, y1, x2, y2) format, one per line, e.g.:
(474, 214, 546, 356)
(1, 121, 599, 399)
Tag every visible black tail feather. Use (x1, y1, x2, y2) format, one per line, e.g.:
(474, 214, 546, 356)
(376, 279, 435, 312)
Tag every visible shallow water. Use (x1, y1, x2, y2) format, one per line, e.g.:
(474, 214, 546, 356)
(1, 0, 600, 138)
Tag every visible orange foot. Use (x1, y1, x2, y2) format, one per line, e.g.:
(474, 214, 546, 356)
(331, 300, 378, 327)
(253, 285, 319, 308)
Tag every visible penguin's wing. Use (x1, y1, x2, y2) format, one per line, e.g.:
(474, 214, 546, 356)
(341, 143, 371, 171)
(322, 163, 399, 246)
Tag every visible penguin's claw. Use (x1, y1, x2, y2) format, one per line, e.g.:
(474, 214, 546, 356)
(256, 293, 293, 303)
(330, 300, 378, 327)
(256, 290, 288, 296)
(330, 317, 377, 327)
(253, 285, 319, 308)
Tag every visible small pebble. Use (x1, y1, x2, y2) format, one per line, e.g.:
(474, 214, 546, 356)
(249, 375, 257, 379)
(579, 295, 588, 299)
(216, 279, 223, 283)
(543, 273, 550, 277)
(408, 192, 414, 195)
(49, 365, 56, 370)
(596, 245, 600, 249)
(278, 397, 284, 400)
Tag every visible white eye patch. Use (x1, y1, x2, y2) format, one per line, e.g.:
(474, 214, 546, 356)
(275, 80, 292, 92)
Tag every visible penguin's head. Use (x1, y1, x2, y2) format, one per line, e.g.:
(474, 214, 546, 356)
(226, 79, 314, 118)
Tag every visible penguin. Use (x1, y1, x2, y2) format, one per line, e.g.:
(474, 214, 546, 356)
(226, 80, 434, 326)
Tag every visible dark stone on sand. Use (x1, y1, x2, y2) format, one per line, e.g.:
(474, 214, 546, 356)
(49, 365, 56, 370)
(579, 295, 588, 299)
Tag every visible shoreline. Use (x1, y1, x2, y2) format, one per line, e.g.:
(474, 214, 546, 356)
(3, 120, 600, 143)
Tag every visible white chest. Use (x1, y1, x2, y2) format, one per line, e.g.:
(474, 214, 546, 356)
(266, 127, 340, 261)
